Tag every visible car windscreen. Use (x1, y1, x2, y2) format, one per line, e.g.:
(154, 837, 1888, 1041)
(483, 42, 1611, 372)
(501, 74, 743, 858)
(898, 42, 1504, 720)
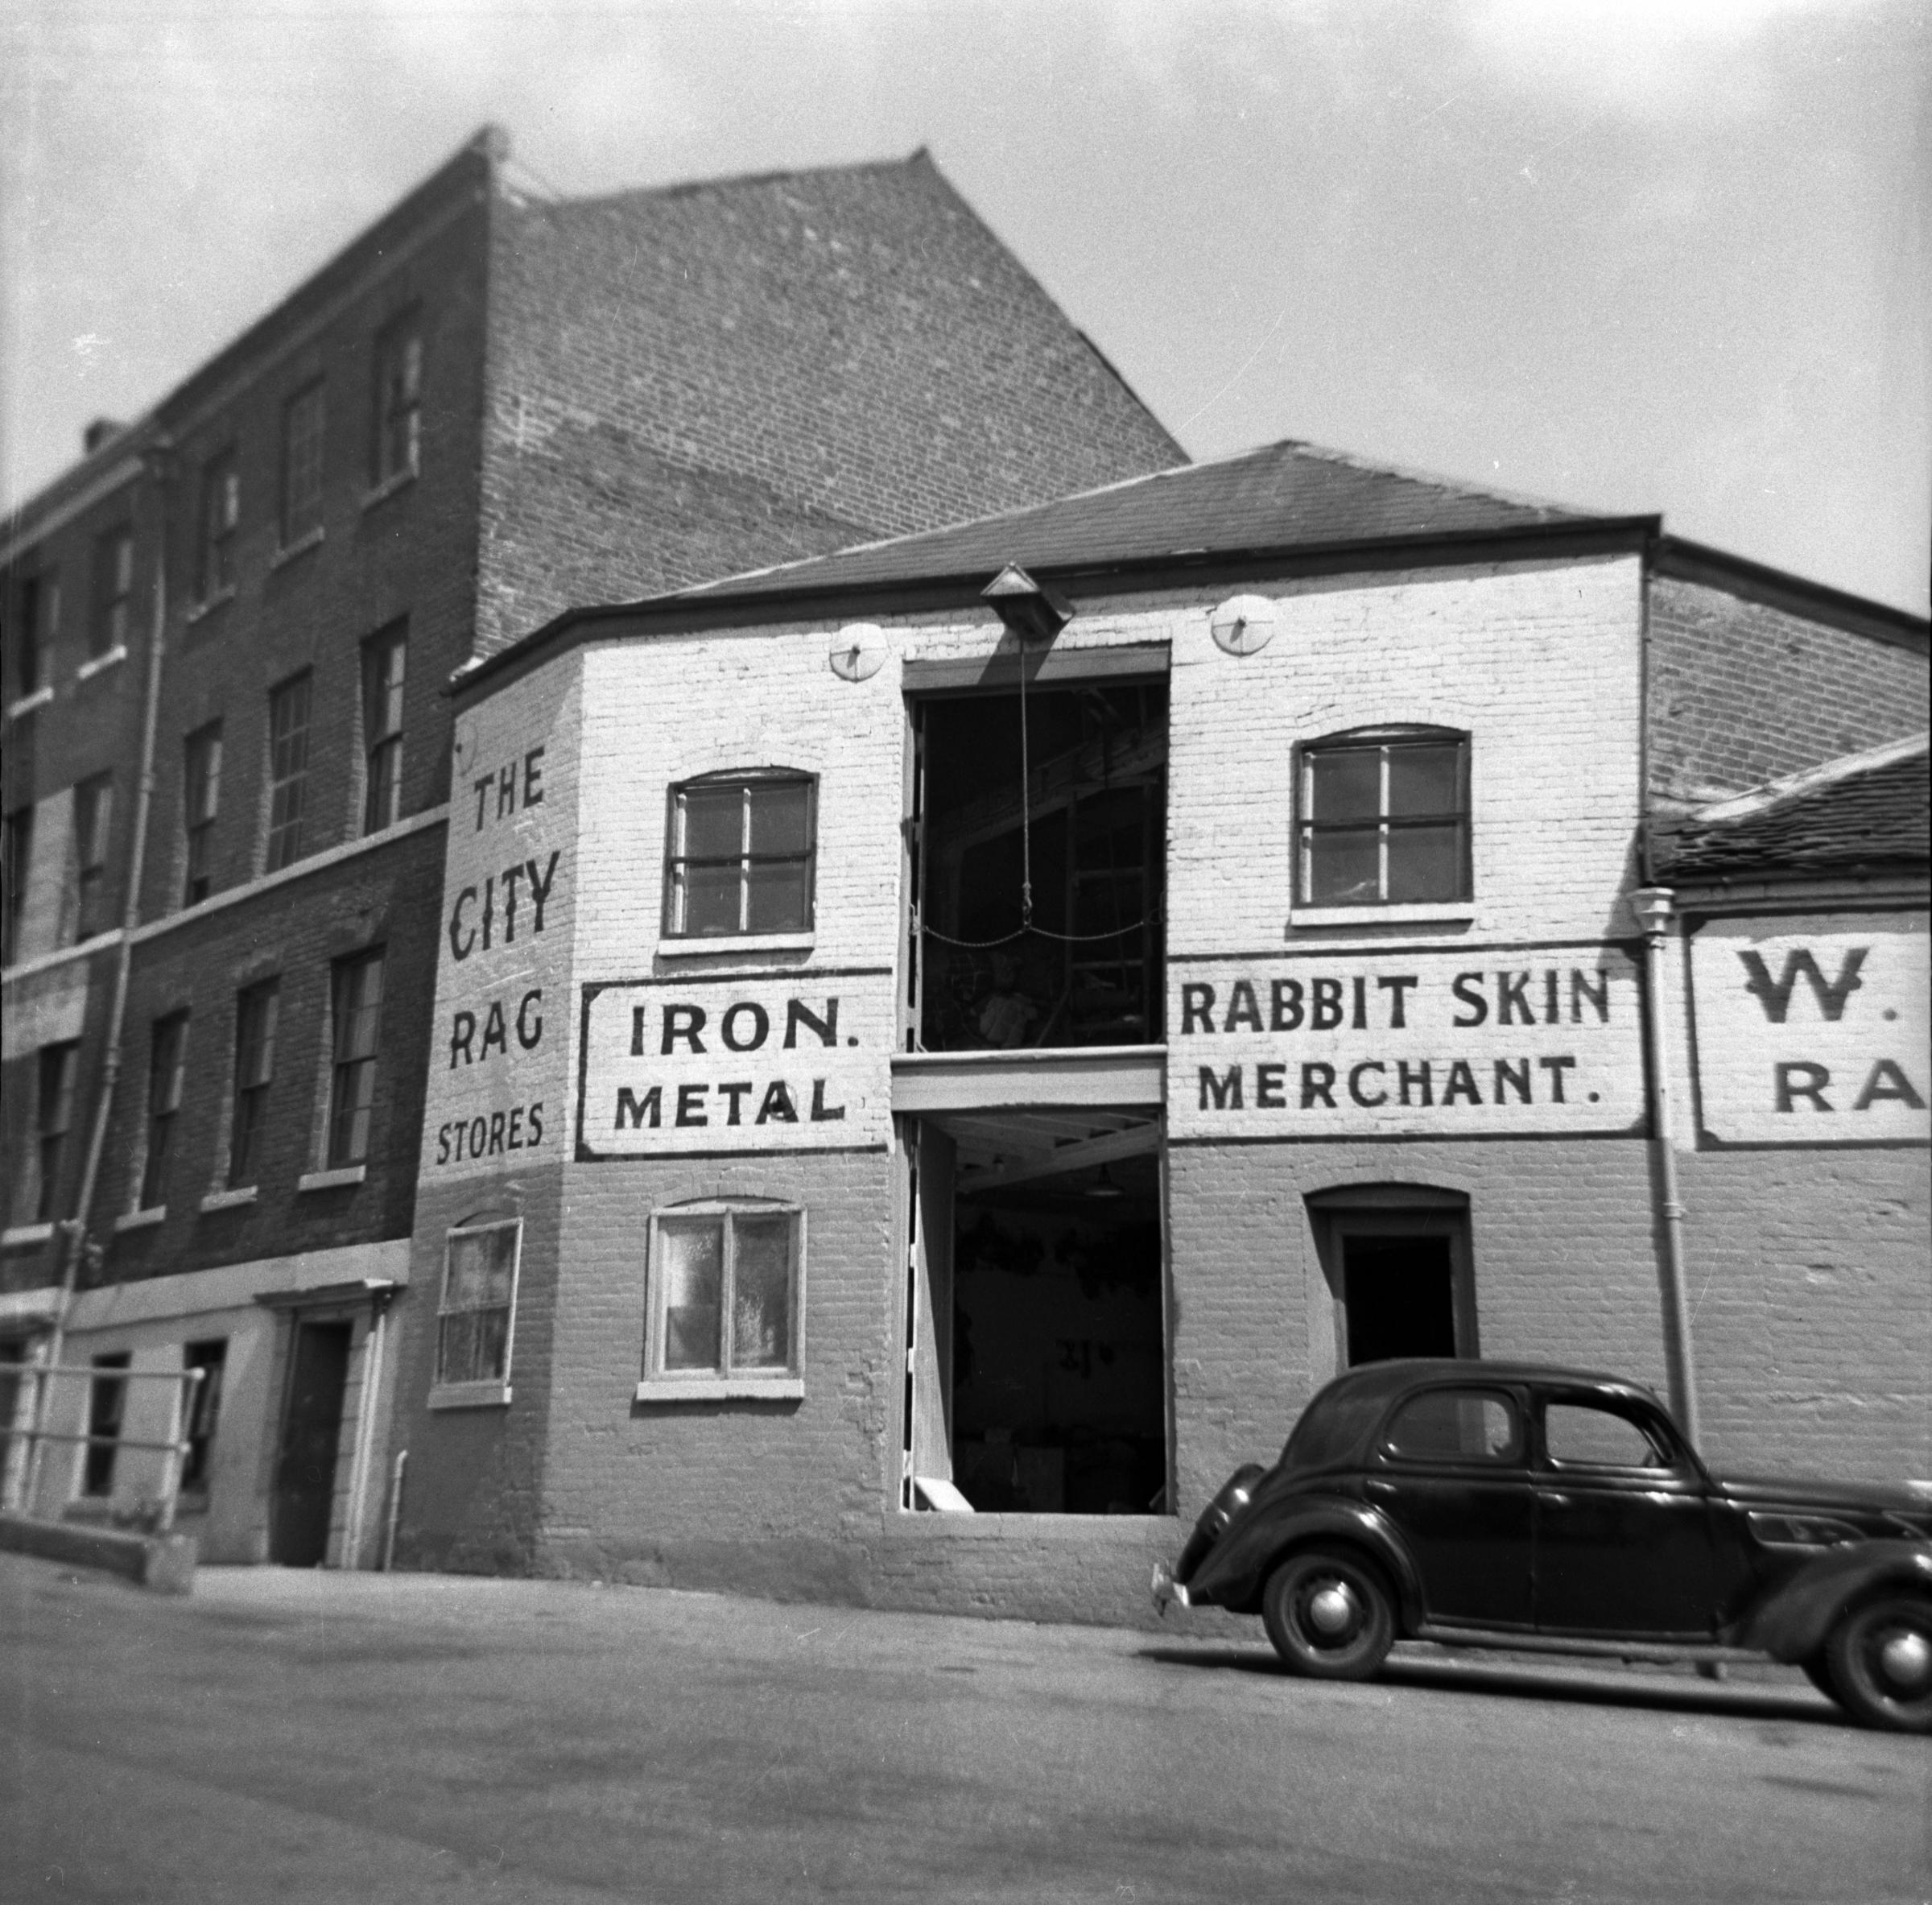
(1282, 1382, 1387, 1473)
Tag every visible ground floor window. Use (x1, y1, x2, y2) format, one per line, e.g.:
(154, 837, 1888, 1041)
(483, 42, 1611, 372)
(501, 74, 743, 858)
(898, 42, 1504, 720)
(906, 1110, 1167, 1514)
(645, 1202, 803, 1385)
(436, 1219, 522, 1389)
(82, 1353, 130, 1498)
(179, 1339, 227, 1498)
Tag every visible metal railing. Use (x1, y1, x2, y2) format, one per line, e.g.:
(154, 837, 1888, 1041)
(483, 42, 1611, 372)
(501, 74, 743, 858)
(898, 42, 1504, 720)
(2, 1362, 206, 1535)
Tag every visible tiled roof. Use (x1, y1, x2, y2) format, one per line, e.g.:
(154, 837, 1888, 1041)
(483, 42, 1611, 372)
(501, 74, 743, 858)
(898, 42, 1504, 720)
(1652, 733, 1930, 880)
(675, 436, 1614, 601)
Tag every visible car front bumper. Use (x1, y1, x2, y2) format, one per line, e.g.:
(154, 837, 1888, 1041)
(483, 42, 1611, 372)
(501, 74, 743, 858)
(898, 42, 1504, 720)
(1152, 1560, 1195, 1614)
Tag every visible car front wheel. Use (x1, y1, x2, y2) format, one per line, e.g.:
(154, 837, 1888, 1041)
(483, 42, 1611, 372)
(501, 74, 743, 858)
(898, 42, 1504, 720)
(1262, 1550, 1394, 1681)
(1823, 1594, 1932, 1733)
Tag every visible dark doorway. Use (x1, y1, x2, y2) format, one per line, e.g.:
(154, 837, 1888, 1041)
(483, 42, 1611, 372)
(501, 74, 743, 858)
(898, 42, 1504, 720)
(270, 1320, 352, 1566)
(1344, 1237, 1457, 1365)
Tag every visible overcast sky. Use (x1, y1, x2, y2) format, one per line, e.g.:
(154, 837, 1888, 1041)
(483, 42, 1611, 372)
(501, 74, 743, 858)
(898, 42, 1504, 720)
(2, 0, 1925, 612)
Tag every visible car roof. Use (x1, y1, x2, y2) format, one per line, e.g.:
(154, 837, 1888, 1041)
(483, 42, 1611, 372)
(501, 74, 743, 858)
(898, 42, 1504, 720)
(1315, 1358, 1664, 1406)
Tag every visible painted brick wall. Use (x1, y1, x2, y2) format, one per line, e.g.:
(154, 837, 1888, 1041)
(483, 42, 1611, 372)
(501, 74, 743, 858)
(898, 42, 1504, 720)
(1647, 575, 1930, 806)
(1678, 1148, 1930, 1482)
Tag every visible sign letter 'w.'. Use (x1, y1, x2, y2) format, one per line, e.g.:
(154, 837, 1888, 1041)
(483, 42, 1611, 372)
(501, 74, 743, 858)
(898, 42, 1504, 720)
(1736, 947, 1868, 1023)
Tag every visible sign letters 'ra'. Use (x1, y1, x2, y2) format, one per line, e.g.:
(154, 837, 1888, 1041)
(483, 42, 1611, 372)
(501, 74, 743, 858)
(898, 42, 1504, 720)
(1690, 916, 1929, 1145)
(576, 976, 894, 1157)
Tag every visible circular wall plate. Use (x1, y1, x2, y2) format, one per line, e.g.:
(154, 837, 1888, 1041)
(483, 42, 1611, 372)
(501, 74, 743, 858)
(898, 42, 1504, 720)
(830, 624, 888, 680)
(1210, 593, 1277, 656)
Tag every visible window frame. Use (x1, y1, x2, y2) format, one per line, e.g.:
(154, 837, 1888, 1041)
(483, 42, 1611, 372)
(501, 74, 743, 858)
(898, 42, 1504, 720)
(90, 527, 134, 659)
(2, 804, 32, 965)
(1537, 1396, 1682, 1475)
(279, 379, 327, 545)
(139, 1010, 190, 1211)
(228, 977, 279, 1189)
(663, 770, 818, 941)
(14, 565, 57, 696)
(81, 1352, 130, 1498)
(264, 671, 312, 873)
(359, 622, 407, 836)
(641, 1200, 806, 1398)
(179, 1339, 227, 1498)
(1295, 726, 1471, 909)
(70, 772, 114, 943)
(32, 1040, 79, 1224)
(370, 311, 423, 486)
(183, 721, 223, 905)
(196, 448, 240, 601)
(326, 947, 385, 1168)
(432, 1217, 522, 1403)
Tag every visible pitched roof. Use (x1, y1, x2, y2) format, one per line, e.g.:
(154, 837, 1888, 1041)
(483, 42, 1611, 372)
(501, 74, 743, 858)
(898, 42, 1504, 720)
(674, 436, 1618, 601)
(1652, 732, 1930, 881)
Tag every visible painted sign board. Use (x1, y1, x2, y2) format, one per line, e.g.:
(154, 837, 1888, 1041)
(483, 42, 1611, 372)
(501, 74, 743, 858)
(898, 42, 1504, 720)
(419, 667, 577, 1184)
(576, 970, 894, 1158)
(1689, 911, 1929, 1146)
(1167, 942, 1644, 1140)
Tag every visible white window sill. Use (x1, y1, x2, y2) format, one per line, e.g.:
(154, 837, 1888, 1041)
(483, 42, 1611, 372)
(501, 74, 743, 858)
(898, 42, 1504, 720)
(271, 527, 324, 568)
(427, 1380, 513, 1411)
(297, 1164, 365, 1192)
(112, 1207, 166, 1233)
(658, 932, 815, 959)
(76, 646, 128, 682)
(362, 468, 417, 510)
(199, 1186, 258, 1213)
(1, 1222, 56, 1249)
(1289, 903, 1476, 930)
(634, 1376, 803, 1403)
(184, 587, 236, 625)
(6, 685, 53, 721)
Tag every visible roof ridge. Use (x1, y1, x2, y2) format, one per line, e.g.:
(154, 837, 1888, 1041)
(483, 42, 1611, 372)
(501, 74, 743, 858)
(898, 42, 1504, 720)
(1269, 436, 1586, 518)
(550, 150, 927, 214)
(1686, 729, 1930, 825)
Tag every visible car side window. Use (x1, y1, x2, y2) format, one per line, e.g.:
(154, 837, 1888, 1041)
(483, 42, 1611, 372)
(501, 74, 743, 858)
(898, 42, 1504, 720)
(1542, 1402, 1672, 1470)
(1383, 1389, 1523, 1465)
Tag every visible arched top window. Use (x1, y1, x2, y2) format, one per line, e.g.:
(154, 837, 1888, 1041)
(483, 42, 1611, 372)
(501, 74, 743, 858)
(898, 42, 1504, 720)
(664, 769, 815, 938)
(1297, 726, 1469, 907)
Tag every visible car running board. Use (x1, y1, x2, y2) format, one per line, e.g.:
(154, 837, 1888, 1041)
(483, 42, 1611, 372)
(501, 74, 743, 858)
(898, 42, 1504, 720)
(1414, 1624, 1765, 1667)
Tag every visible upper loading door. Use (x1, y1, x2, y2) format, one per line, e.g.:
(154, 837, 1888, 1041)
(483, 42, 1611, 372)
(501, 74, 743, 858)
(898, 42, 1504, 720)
(911, 680, 1167, 1054)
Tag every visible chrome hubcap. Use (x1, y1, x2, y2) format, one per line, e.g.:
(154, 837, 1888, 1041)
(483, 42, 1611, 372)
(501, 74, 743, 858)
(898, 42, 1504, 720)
(1307, 1581, 1358, 1638)
(1877, 1628, 1932, 1691)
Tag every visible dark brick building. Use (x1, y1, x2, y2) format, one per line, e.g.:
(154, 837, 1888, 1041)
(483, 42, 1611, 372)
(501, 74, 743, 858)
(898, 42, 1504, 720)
(0, 126, 1182, 1561)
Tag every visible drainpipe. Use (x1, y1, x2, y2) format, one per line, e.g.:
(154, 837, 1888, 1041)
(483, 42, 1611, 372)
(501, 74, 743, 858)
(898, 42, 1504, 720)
(1631, 885, 1700, 1448)
(27, 437, 175, 1507)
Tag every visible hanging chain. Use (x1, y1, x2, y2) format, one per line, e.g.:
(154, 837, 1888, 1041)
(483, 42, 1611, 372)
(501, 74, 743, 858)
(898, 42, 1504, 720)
(1018, 647, 1034, 930)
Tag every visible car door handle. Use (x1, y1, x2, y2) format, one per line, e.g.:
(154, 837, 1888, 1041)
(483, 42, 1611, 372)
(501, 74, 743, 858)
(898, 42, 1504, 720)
(1365, 1479, 1395, 1498)
(1539, 1493, 1572, 1509)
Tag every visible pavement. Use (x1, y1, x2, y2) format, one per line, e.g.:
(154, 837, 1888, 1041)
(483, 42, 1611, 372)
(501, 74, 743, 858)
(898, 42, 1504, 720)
(2, 1551, 1927, 1903)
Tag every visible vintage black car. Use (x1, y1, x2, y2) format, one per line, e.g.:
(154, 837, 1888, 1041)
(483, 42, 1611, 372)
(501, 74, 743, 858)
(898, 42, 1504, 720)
(1154, 1360, 1932, 1732)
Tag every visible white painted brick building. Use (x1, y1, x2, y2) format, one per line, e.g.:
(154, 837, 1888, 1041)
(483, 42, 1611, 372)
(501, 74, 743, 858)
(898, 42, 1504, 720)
(390, 443, 1928, 1622)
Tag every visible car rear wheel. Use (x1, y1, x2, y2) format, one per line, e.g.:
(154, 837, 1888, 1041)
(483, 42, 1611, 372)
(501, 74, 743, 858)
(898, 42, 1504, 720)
(1262, 1549, 1394, 1681)
(1823, 1594, 1932, 1733)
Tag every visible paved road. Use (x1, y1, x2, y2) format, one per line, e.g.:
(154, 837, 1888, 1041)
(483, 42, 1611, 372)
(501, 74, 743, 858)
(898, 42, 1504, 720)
(2, 1552, 1926, 1903)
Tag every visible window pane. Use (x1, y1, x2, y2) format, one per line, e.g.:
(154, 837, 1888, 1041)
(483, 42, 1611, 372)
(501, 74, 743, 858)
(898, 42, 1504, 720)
(745, 861, 810, 932)
(1386, 744, 1462, 819)
(679, 787, 743, 861)
(731, 1217, 793, 1369)
(1385, 1391, 1521, 1464)
(1307, 749, 1380, 822)
(658, 1221, 722, 1370)
(1386, 824, 1464, 903)
(747, 781, 810, 856)
(446, 1226, 515, 1309)
(1545, 1403, 1665, 1469)
(1305, 826, 1381, 904)
(679, 865, 741, 936)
